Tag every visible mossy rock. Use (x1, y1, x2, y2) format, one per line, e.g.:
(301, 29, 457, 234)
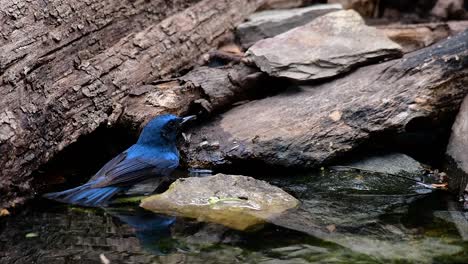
(140, 174, 299, 230)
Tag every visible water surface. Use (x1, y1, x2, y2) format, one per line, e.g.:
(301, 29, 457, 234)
(1, 170, 467, 264)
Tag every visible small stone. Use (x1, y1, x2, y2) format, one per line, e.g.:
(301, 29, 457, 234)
(326, 224, 336, 232)
(25, 232, 38, 238)
(199, 141, 209, 148)
(0, 208, 10, 216)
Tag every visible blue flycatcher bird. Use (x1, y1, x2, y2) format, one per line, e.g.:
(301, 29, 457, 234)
(44, 114, 195, 207)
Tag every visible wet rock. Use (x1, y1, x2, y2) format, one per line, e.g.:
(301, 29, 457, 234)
(2, 174, 466, 263)
(140, 174, 299, 231)
(246, 10, 402, 81)
(328, 0, 379, 17)
(237, 4, 342, 48)
(446, 95, 468, 199)
(182, 30, 468, 170)
(266, 171, 463, 262)
(334, 153, 425, 176)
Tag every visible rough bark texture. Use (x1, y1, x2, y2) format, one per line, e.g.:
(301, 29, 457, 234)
(0, 0, 266, 208)
(378, 21, 468, 53)
(122, 63, 267, 126)
(181, 30, 468, 170)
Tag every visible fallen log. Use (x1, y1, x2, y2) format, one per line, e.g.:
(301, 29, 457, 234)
(0, 0, 266, 208)
(181, 30, 468, 170)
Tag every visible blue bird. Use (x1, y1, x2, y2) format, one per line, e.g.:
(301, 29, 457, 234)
(44, 114, 195, 207)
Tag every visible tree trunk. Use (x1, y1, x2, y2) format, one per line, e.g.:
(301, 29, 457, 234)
(0, 0, 266, 208)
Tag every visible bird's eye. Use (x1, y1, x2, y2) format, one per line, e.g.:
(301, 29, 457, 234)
(167, 121, 176, 129)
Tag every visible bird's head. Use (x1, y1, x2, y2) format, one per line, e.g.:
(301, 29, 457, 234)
(137, 114, 195, 147)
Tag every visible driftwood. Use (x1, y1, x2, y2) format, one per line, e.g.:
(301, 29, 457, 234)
(0, 0, 266, 208)
(181, 30, 468, 170)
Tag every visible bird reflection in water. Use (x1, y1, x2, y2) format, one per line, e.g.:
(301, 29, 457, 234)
(105, 207, 177, 255)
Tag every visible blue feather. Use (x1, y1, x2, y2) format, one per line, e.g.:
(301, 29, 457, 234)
(43, 114, 193, 207)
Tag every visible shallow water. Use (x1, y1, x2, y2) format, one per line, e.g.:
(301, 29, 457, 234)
(1, 170, 467, 264)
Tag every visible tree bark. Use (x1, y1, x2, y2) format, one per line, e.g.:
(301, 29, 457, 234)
(0, 0, 266, 208)
(181, 30, 468, 171)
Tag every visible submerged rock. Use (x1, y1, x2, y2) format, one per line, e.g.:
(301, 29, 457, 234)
(237, 4, 342, 48)
(246, 10, 402, 81)
(446, 95, 468, 201)
(266, 170, 464, 262)
(140, 174, 299, 230)
(334, 153, 425, 176)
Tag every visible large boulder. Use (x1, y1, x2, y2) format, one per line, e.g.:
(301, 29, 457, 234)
(236, 4, 342, 48)
(246, 10, 402, 81)
(446, 95, 468, 201)
(140, 174, 299, 230)
(181, 30, 468, 171)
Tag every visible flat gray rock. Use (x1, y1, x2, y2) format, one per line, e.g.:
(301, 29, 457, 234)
(236, 4, 342, 48)
(335, 153, 425, 176)
(246, 10, 403, 81)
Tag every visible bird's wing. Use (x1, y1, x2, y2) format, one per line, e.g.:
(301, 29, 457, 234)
(90, 152, 178, 188)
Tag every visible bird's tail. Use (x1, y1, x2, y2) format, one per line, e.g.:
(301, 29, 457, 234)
(43, 182, 122, 207)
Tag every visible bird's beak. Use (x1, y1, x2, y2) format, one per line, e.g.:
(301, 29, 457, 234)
(180, 115, 196, 125)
